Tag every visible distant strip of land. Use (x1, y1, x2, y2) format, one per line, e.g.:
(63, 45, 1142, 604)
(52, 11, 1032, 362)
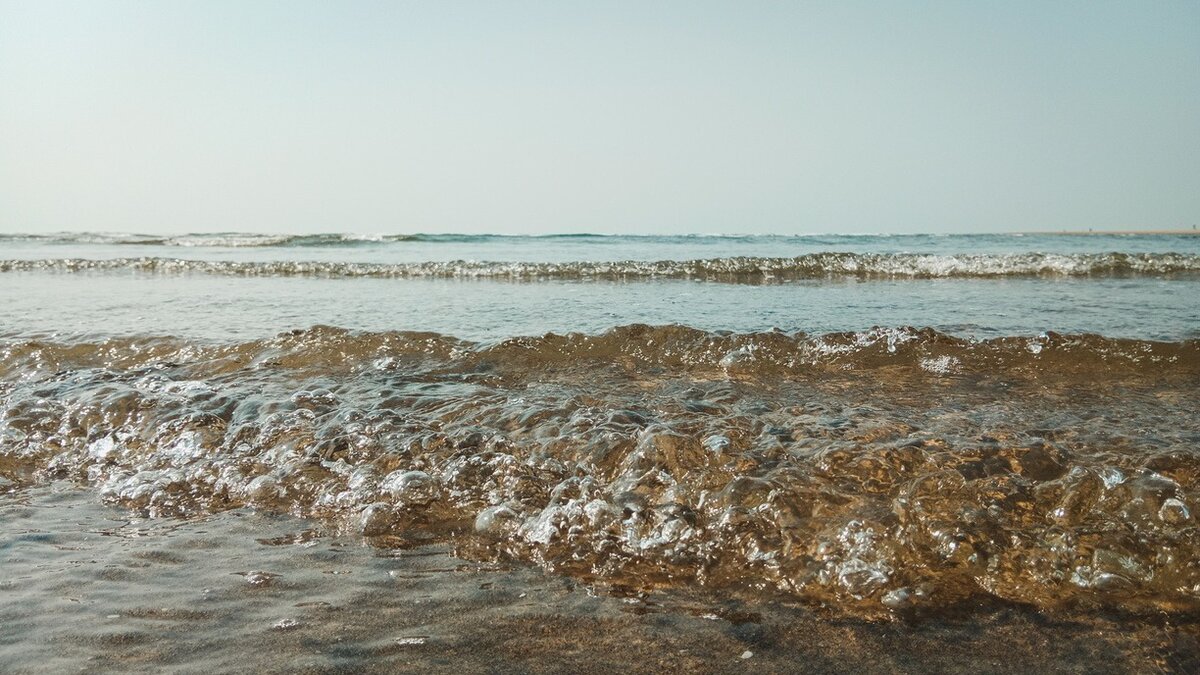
(1025, 228, 1200, 236)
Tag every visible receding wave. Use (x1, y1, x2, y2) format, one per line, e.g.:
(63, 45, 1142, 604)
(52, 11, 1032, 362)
(2, 252, 1199, 282)
(2, 324, 1199, 618)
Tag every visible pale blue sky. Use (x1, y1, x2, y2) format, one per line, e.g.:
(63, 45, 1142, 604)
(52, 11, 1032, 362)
(1, 1, 1197, 235)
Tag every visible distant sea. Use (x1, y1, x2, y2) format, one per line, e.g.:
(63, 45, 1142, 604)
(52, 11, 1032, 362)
(2, 231, 1198, 339)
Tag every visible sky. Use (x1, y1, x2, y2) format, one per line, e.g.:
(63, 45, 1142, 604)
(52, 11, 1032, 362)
(0, 1, 1197, 235)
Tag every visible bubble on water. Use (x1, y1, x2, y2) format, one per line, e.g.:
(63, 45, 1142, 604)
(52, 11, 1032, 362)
(379, 470, 436, 506)
(359, 503, 397, 537)
(919, 355, 960, 375)
(1160, 498, 1191, 525)
(474, 503, 522, 536)
(243, 571, 279, 587)
(1098, 467, 1126, 489)
(88, 437, 119, 462)
(719, 348, 755, 372)
(703, 435, 731, 454)
(246, 475, 283, 503)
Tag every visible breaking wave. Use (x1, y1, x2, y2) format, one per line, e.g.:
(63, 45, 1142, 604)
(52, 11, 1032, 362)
(0, 232, 794, 247)
(2, 324, 1199, 618)
(0, 232, 456, 247)
(3, 252, 1199, 282)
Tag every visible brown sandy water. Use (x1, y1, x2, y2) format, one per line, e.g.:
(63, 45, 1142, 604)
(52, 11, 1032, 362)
(2, 325, 1199, 619)
(2, 483, 1197, 674)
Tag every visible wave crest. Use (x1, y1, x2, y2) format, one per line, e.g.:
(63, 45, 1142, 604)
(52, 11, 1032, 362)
(2, 325, 1196, 378)
(3, 252, 1199, 282)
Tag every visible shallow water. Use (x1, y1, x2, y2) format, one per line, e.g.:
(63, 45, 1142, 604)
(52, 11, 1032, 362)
(2, 233, 1199, 342)
(1, 231, 1199, 670)
(1, 273, 1197, 342)
(3, 484, 1197, 674)
(2, 324, 1198, 617)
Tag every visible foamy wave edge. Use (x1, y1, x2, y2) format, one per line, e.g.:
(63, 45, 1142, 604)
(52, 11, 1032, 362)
(2, 252, 1199, 281)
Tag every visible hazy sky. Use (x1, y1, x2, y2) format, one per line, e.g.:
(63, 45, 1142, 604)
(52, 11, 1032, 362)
(1, 1, 1197, 235)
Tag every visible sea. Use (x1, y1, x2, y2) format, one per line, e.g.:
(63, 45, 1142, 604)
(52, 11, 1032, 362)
(1, 231, 1198, 672)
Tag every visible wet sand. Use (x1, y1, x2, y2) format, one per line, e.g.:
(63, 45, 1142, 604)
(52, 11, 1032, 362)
(2, 484, 1196, 674)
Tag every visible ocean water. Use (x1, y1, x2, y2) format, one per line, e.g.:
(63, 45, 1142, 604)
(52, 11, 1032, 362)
(2, 232, 1199, 340)
(2, 232, 1200, 671)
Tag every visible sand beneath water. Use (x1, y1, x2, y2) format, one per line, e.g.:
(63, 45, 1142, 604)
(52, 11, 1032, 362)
(1, 483, 1196, 674)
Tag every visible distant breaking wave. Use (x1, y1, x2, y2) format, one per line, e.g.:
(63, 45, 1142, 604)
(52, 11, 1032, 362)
(2, 252, 1199, 282)
(0, 232, 484, 247)
(3, 230, 1196, 248)
(0, 232, 791, 247)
